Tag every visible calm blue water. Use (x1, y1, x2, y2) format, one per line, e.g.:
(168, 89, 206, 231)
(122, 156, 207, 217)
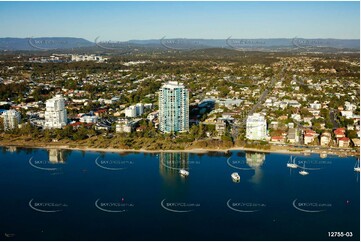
(0, 147, 359, 241)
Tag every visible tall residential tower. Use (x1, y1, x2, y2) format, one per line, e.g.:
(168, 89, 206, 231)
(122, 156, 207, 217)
(44, 95, 67, 129)
(246, 113, 267, 140)
(2, 109, 21, 130)
(159, 81, 189, 133)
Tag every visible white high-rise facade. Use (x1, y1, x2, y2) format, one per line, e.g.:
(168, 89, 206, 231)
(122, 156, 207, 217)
(159, 81, 189, 133)
(124, 103, 144, 118)
(2, 109, 21, 130)
(246, 113, 267, 140)
(44, 95, 67, 129)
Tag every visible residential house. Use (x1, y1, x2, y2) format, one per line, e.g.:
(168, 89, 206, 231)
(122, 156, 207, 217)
(271, 136, 284, 143)
(338, 137, 350, 147)
(320, 132, 332, 146)
(304, 129, 319, 145)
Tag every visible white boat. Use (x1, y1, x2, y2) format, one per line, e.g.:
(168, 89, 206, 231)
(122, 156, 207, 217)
(231, 172, 240, 182)
(287, 156, 298, 168)
(299, 162, 309, 176)
(179, 169, 189, 177)
(354, 159, 360, 172)
(299, 170, 309, 176)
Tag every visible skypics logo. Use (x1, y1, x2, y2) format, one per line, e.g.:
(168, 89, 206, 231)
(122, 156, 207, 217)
(227, 199, 266, 213)
(94, 36, 131, 54)
(160, 159, 200, 171)
(295, 158, 332, 171)
(161, 199, 200, 213)
(226, 156, 253, 171)
(292, 199, 332, 213)
(292, 37, 331, 50)
(27, 37, 88, 51)
(226, 37, 266, 51)
(160, 37, 203, 51)
(28, 199, 68, 213)
(28, 37, 68, 50)
(95, 198, 135, 213)
(28, 157, 62, 171)
(94, 156, 134, 171)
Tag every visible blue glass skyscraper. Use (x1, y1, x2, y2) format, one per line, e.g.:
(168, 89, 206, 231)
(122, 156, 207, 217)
(159, 81, 189, 133)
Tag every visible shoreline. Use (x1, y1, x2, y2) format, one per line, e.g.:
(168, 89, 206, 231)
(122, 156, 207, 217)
(0, 143, 358, 157)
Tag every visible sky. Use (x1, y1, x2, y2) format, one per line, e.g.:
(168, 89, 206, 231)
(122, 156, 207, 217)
(0, 1, 359, 41)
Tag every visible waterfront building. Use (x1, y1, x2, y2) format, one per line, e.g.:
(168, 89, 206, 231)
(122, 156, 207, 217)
(2, 109, 21, 130)
(44, 95, 67, 129)
(246, 113, 267, 140)
(320, 132, 332, 146)
(215, 119, 227, 136)
(116, 119, 140, 133)
(159, 81, 189, 133)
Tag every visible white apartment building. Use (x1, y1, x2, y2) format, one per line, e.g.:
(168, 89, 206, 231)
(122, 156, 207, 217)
(80, 115, 98, 123)
(125, 103, 144, 118)
(246, 113, 267, 141)
(44, 95, 67, 129)
(2, 109, 21, 130)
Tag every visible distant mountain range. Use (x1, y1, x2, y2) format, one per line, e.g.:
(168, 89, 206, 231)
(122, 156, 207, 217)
(0, 37, 94, 51)
(0, 37, 359, 51)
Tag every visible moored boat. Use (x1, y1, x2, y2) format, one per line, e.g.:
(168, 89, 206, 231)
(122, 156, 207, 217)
(287, 156, 298, 168)
(231, 172, 240, 182)
(179, 169, 189, 177)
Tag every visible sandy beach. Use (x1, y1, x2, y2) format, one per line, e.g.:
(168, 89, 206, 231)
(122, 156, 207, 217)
(0, 141, 358, 157)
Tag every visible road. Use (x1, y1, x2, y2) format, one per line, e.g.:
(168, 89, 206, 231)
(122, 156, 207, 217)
(231, 65, 287, 140)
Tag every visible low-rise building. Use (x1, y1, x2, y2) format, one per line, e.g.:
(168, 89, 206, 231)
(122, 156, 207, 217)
(125, 103, 144, 118)
(80, 115, 98, 124)
(310, 101, 321, 110)
(147, 111, 159, 122)
(116, 119, 141, 133)
(304, 129, 319, 145)
(271, 136, 284, 143)
(338, 137, 350, 147)
(334, 128, 346, 139)
(320, 132, 332, 146)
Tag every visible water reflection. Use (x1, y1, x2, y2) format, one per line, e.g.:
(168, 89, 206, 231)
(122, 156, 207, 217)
(245, 152, 266, 184)
(159, 153, 189, 181)
(159, 152, 194, 199)
(27, 149, 70, 174)
(47, 149, 71, 164)
(48, 149, 65, 164)
(6, 146, 17, 153)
